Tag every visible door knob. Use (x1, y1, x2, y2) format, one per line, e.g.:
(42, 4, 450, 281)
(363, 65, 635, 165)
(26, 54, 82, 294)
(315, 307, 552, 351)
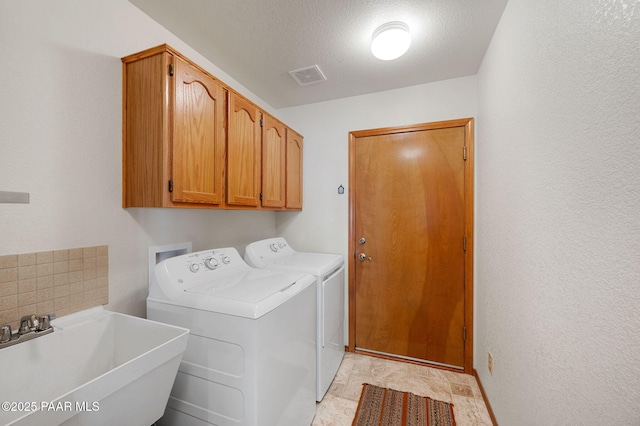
(358, 253, 372, 262)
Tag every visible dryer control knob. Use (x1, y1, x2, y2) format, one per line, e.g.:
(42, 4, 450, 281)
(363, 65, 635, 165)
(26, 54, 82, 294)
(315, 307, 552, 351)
(189, 263, 200, 273)
(221, 255, 231, 264)
(270, 243, 278, 252)
(204, 258, 219, 270)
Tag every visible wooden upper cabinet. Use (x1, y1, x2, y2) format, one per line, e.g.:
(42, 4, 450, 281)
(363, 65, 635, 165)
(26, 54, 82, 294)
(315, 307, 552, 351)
(122, 44, 303, 210)
(171, 56, 225, 205)
(261, 113, 286, 208)
(227, 92, 261, 207)
(286, 128, 303, 210)
(121, 45, 225, 208)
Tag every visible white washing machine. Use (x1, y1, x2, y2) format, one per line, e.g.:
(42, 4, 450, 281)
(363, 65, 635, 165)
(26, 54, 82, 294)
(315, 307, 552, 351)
(244, 237, 345, 402)
(147, 247, 316, 426)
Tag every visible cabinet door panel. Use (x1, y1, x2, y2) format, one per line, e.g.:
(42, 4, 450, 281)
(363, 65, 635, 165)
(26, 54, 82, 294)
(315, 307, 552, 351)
(227, 93, 261, 206)
(172, 57, 224, 205)
(262, 114, 286, 208)
(286, 129, 303, 209)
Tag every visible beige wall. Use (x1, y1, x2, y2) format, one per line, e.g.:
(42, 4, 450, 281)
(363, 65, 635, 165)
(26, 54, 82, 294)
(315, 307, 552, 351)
(475, 0, 640, 423)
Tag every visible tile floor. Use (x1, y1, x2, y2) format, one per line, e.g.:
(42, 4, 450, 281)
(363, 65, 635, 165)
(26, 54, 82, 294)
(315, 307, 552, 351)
(312, 353, 493, 425)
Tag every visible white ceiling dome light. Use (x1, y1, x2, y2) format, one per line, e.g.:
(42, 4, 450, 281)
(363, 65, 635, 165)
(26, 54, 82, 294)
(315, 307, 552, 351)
(371, 21, 412, 61)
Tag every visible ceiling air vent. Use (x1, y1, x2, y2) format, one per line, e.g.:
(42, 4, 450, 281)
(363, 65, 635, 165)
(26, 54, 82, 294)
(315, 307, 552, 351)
(288, 65, 327, 86)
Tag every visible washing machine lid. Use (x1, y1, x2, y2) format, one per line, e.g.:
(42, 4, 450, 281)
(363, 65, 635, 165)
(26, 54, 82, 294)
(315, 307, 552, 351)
(150, 247, 314, 319)
(245, 237, 343, 276)
(267, 253, 343, 277)
(186, 268, 301, 302)
(183, 268, 313, 318)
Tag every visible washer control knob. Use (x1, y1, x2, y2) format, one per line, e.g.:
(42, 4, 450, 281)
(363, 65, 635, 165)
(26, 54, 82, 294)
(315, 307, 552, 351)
(278, 242, 284, 248)
(270, 243, 278, 252)
(189, 263, 200, 273)
(221, 255, 231, 264)
(204, 258, 219, 270)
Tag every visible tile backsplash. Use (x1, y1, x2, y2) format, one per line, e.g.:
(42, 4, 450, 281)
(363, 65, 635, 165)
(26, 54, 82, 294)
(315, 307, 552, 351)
(0, 245, 108, 330)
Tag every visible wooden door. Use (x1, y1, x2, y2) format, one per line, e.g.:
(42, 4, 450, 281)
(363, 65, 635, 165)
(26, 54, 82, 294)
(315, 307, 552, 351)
(171, 56, 225, 205)
(261, 114, 286, 208)
(285, 128, 303, 210)
(227, 92, 261, 206)
(349, 119, 474, 371)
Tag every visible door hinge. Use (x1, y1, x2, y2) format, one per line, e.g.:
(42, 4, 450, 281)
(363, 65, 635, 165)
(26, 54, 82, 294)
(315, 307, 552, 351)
(463, 326, 467, 342)
(463, 236, 467, 251)
(168, 180, 173, 193)
(463, 146, 467, 160)
(168, 63, 174, 77)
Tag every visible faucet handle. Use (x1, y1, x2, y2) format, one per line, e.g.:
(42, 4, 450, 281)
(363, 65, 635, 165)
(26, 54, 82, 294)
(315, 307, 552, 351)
(19, 314, 38, 334)
(0, 325, 11, 343)
(19, 316, 31, 334)
(37, 314, 51, 331)
(30, 315, 39, 330)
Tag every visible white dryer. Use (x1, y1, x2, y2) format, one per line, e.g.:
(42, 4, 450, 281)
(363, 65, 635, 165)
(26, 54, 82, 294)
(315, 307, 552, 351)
(244, 237, 345, 402)
(147, 247, 316, 426)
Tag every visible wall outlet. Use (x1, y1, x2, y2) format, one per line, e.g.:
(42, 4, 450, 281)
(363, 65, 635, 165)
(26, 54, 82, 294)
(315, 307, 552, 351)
(488, 352, 494, 374)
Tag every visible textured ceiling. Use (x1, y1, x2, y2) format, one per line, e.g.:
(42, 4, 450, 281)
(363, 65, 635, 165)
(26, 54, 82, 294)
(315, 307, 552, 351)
(128, 0, 508, 108)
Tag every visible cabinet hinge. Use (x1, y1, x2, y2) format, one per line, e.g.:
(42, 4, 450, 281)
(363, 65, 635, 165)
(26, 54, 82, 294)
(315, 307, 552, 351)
(463, 326, 467, 342)
(463, 236, 467, 251)
(259, 192, 263, 201)
(168, 180, 173, 193)
(463, 146, 467, 161)
(260, 118, 264, 128)
(168, 64, 174, 77)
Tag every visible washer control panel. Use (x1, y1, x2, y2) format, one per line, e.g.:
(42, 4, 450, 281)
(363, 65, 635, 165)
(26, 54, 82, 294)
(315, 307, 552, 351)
(244, 237, 297, 268)
(254, 238, 291, 257)
(184, 249, 233, 274)
(269, 241, 287, 253)
(152, 247, 247, 301)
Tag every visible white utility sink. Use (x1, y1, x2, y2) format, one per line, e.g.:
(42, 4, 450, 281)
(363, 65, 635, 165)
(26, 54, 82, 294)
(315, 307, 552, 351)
(0, 306, 189, 426)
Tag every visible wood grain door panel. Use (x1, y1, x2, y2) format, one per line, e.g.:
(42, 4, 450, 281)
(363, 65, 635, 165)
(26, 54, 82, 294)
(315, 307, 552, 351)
(227, 93, 261, 206)
(351, 121, 472, 369)
(171, 57, 225, 205)
(285, 129, 303, 209)
(261, 114, 286, 208)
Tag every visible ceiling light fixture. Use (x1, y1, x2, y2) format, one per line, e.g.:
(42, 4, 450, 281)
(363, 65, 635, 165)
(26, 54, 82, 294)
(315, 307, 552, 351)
(371, 21, 411, 61)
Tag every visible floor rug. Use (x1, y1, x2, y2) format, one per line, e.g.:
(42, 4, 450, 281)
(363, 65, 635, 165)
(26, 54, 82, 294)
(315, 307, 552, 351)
(352, 383, 456, 426)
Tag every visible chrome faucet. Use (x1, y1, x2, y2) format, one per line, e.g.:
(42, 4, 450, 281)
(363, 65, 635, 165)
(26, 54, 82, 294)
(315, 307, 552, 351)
(1, 313, 55, 350)
(19, 314, 38, 334)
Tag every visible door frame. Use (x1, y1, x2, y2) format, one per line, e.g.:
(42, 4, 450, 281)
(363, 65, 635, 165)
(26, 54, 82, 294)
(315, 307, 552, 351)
(348, 118, 474, 373)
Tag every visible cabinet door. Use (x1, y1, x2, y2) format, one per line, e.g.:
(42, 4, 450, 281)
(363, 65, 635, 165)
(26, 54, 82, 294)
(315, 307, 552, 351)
(261, 113, 286, 208)
(171, 56, 225, 205)
(286, 128, 303, 209)
(227, 93, 261, 206)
